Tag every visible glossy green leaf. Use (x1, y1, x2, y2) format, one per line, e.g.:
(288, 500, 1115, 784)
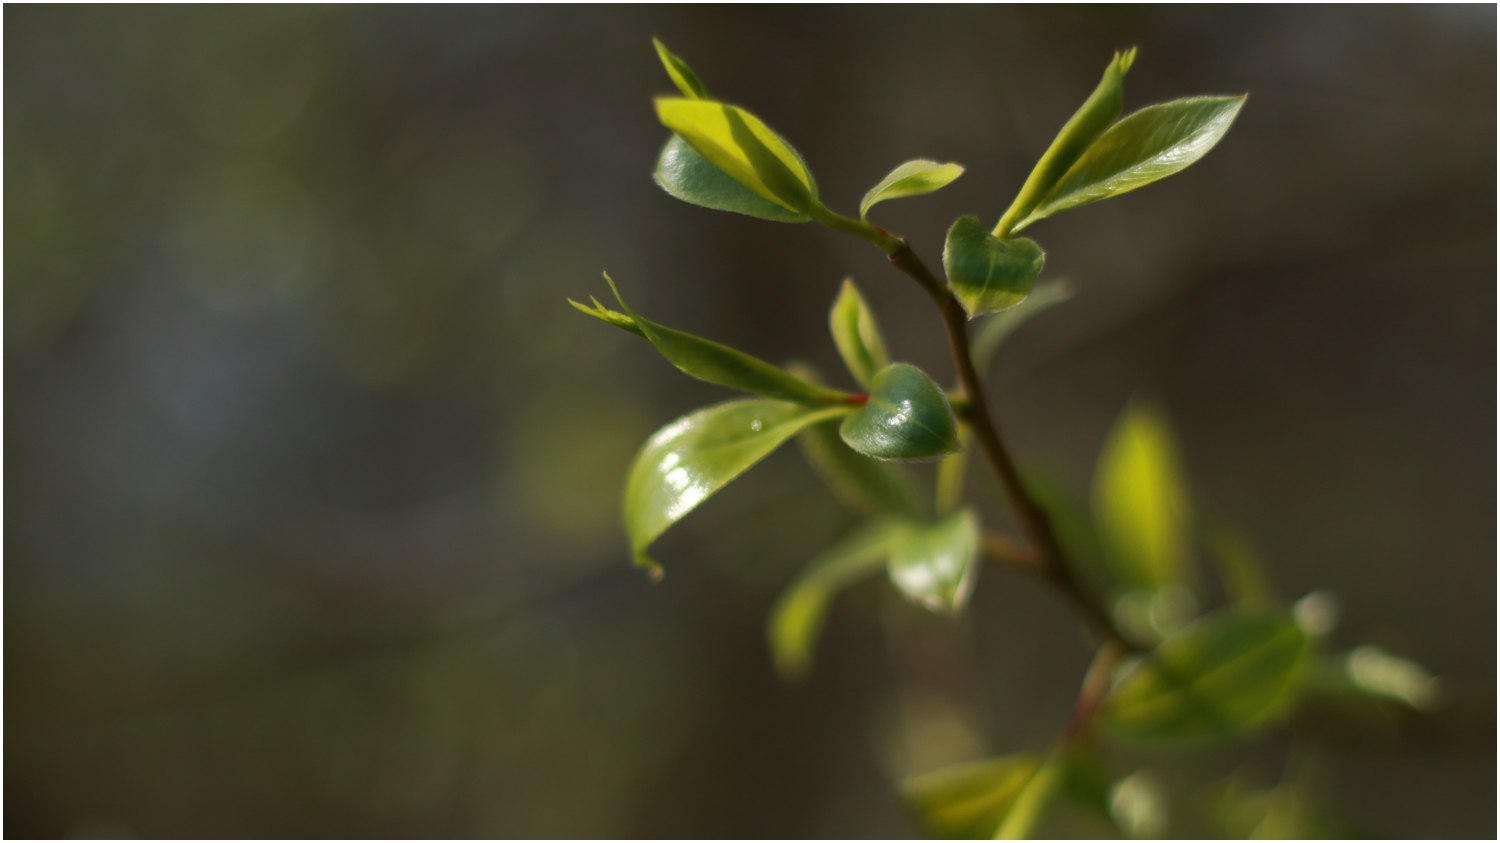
(1092, 400, 1192, 592)
(887, 508, 981, 613)
(859, 159, 965, 220)
(652, 38, 710, 99)
(902, 754, 1043, 839)
(797, 418, 924, 520)
(1015, 96, 1247, 231)
(995, 49, 1135, 237)
(994, 752, 1066, 839)
(655, 97, 819, 214)
(654, 135, 812, 222)
(829, 278, 890, 388)
(575, 274, 848, 405)
(970, 278, 1074, 377)
(1103, 610, 1309, 744)
(767, 520, 899, 679)
(840, 363, 959, 460)
(625, 399, 853, 574)
(943, 216, 1045, 318)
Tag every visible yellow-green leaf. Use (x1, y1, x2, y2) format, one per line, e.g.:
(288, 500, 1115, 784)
(655, 97, 819, 214)
(943, 216, 1045, 318)
(902, 754, 1043, 839)
(1092, 400, 1192, 592)
(994, 752, 1066, 839)
(1014, 96, 1246, 231)
(840, 363, 959, 460)
(652, 38, 710, 99)
(887, 508, 981, 614)
(767, 519, 899, 679)
(654, 135, 812, 222)
(829, 278, 890, 388)
(860, 159, 965, 220)
(625, 399, 853, 574)
(1103, 609, 1309, 744)
(996, 49, 1135, 237)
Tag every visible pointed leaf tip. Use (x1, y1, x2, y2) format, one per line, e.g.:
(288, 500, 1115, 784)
(828, 278, 891, 389)
(652, 38, 710, 100)
(859, 159, 965, 220)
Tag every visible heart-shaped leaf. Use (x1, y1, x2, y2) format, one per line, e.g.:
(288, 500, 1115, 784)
(798, 419, 924, 520)
(767, 519, 899, 679)
(1103, 609, 1309, 744)
(655, 97, 819, 214)
(996, 49, 1135, 237)
(903, 754, 1043, 839)
(943, 216, 1045, 317)
(970, 278, 1074, 377)
(859, 159, 965, 220)
(828, 278, 890, 388)
(571, 274, 848, 405)
(654, 135, 812, 222)
(840, 363, 958, 460)
(887, 507, 981, 613)
(625, 399, 853, 575)
(1091, 400, 1192, 593)
(652, 38, 710, 100)
(1014, 96, 1246, 231)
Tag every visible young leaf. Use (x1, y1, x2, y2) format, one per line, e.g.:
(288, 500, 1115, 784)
(970, 279, 1074, 377)
(934, 427, 972, 517)
(1103, 609, 1309, 744)
(1206, 523, 1272, 609)
(1014, 96, 1247, 231)
(652, 38, 710, 99)
(943, 216, 1045, 318)
(995, 752, 1066, 839)
(829, 278, 891, 388)
(797, 419, 925, 520)
(840, 363, 959, 460)
(1092, 400, 1192, 593)
(654, 135, 812, 222)
(767, 519, 900, 679)
(996, 49, 1135, 237)
(902, 754, 1043, 839)
(625, 399, 853, 574)
(859, 159, 965, 220)
(887, 507, 981, 613)
(655, 97, 819, 214)
(577, 274, 849, 405)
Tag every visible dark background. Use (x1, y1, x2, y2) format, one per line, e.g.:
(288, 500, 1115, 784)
(6, 5, 1495, 838)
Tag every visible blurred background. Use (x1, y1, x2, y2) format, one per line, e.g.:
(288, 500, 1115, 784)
(5, 5, 1495, 838)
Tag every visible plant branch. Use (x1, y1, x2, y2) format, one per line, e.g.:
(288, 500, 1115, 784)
(885, 240, 1130, 648)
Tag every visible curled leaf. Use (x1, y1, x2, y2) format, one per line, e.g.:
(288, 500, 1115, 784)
(652, 38, 710, 100)
(654, 135, 811, 222)
(655, 97, 819, 214)
(943, 216, 1045, 318)
(829, 278, 890, 388)
(859, 159, 965, 220)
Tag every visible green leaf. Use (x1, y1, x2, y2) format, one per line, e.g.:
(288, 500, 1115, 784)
(1206, 523, 1272, 609)
(1108, 771, 1169, 839)
(1103, 609, 1309, 744)
(934, 427, 972, 517)
(652, 38, 710, 99)
(829, 278, 891, 388)
(994, 752, 1066, 839)
(970, 278, 1074, 377)
(578, 274, 848, 405)
(654, 135, 812, 222)
(887, 508, 981, 613)
(655, 97, 819, 214)
(943, 216, 1045, 318)
(625, 398, 853, 574)
(902, 754, 1043, 839)
(840, 363, 959, 460)
(797, 418, 925, 520)
(859, 159, 965, 220)
(767, 520, 899, 679)
(1014, 96, 1247, 231)
(1343, 645, 1440, 710)
(1092, 400, 1192, 592)
(996, 49, 1135, 237)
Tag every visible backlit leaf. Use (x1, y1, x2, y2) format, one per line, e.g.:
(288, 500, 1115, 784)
(902, 754, 1043, 839)
(829, 278, 891, 388)
(625, 399, 853, 574)
(996, 49, 1135, 236)
(860, 159, 965, 220)
(840, 363, 959, 460)
(1092, 400, 1192, 592)
(887, 508, 981, 613)
(943, 216, 1045, 318)
(652, 38, 710, 99)
(970, 278, 1074, 377)
(1015, 96, 1246, 231)
(655, 97, 819, 214)
(798, 418, 925, 520)
(654, 135, 812, 222)
(767, 520, 900, 679)
(575, 274, 849, 404)
(1103, 610, 1309, 744)
(995, 752, 1066, 839)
